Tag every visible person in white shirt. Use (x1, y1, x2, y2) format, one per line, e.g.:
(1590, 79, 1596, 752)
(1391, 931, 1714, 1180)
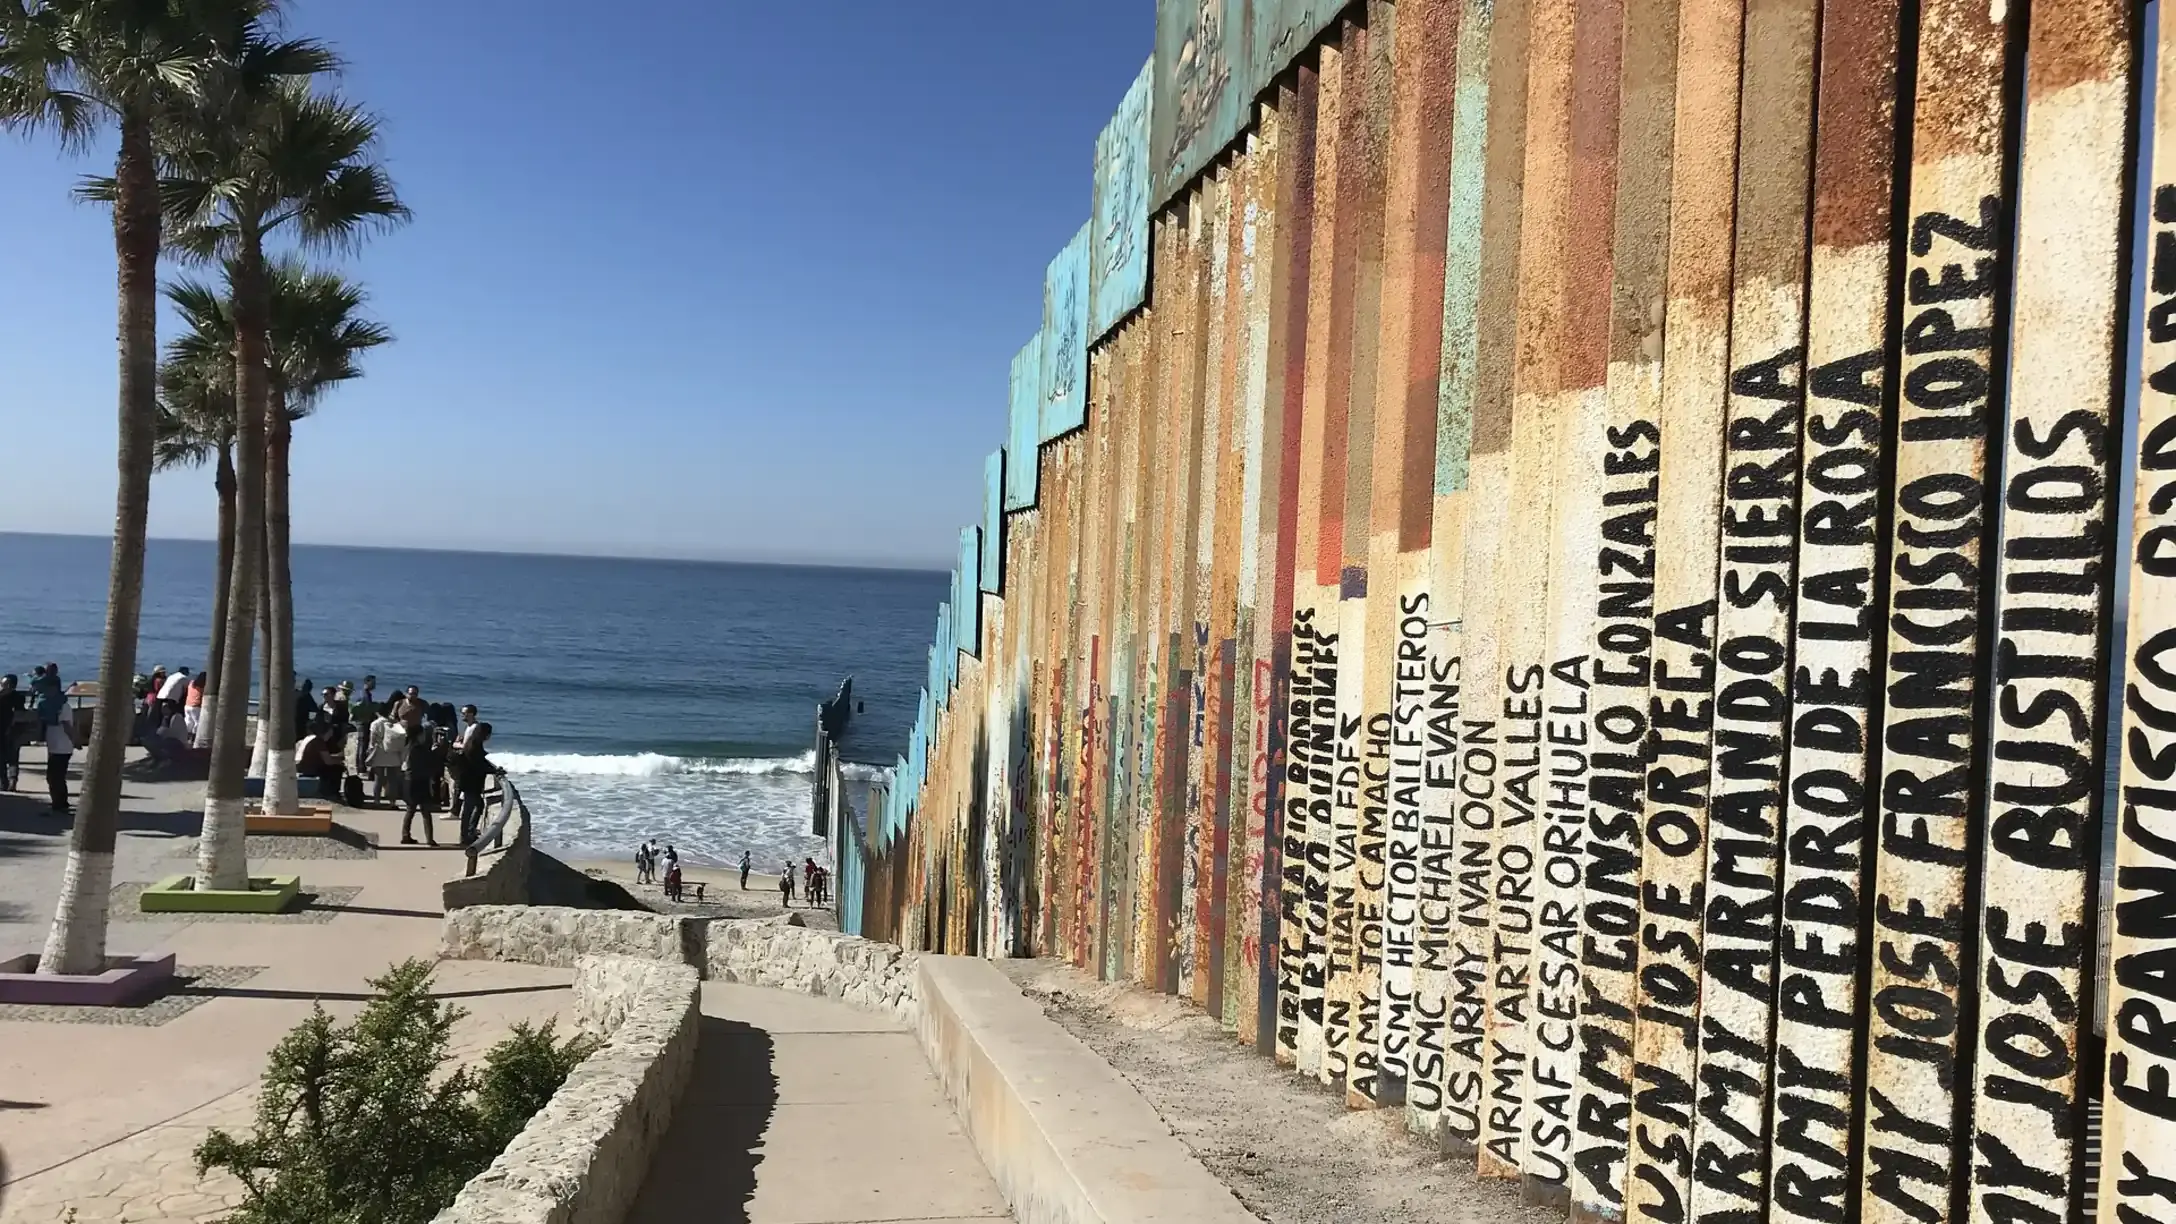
(368, 711, 404, 802)
(44, 718, 73, 815)
(157, 665, 190, 709)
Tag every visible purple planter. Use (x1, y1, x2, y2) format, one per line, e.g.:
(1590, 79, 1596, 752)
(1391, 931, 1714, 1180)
(0, 953, 177, 1006)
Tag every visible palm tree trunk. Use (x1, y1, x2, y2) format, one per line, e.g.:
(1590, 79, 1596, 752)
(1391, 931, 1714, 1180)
(41, 112, 160, 975)
(195, 439, 235, 749)
(200, 230, 271, 893)
(262, 392, 297, 813)
(249, 526, 271, 780)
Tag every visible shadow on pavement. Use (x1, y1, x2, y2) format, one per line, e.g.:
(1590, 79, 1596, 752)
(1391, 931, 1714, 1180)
(628, 1016, 776, 1224)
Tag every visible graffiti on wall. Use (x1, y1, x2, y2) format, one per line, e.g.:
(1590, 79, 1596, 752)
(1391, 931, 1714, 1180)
(851, 6, 2176, 1224)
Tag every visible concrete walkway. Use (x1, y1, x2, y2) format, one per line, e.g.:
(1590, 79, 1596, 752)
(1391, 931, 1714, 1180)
(0, 762, 576, 1224)
(629, 982, 1011, 1224)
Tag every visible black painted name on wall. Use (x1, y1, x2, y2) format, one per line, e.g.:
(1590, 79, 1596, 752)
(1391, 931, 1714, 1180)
(1696, 344, 1804, 1223)
(1864, 195, 2003, 1224)
(2105, 180, 2176, 1224)
(1383, 594, 1433, 1106)
(1485, 664, 1545, 1169)
(1968, 309, 2114, 1219)
(1771, 341, 1885, 1224)
(1279, 608, 1336, 1057)
(1577, 416, 1659, 1211)
(1531, 653, 1591, 1187)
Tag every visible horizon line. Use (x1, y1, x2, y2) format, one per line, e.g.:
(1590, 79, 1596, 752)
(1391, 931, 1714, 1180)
(0, 529, 951, 577)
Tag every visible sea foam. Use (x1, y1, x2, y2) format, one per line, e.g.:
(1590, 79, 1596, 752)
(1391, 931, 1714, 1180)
(496, 750, 816, 778)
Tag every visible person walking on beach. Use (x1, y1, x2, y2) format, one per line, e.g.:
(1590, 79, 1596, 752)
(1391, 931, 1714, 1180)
(399, 705, 442, 846)
(43, 714, 74, 815)
(780, 860, 795, 908)
(739, 850, 752, 890)
(636, 841, 652, 884)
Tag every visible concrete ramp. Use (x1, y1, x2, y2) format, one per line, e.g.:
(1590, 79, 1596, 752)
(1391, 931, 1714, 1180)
(628, 981, 1011, 1224)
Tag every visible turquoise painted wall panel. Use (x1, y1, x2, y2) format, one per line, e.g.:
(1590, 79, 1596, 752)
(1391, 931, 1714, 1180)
(1007, 334, 1044, 509)
(1040, 225, 1091, 440)
(982, 451, 1005, 592)
(957, 527, 981, 658)
(1091, 60, 1153, 342)
(934, 607, 951, 706)
(1152, 0, 1251, 207)
(1248, 0, 1348, 100)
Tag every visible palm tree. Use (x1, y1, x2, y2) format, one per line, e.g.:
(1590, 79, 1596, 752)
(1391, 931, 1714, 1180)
(0, 0, 314, 975)
(160, 74, 405, 883)
(158, 280, 238, 746)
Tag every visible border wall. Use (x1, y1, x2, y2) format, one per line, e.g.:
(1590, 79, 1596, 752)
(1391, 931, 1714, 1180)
(846, 3, 2176, 1222)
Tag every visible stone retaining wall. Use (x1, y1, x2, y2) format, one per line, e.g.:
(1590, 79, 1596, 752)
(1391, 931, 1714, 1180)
(440, 906, 708, 971)
(436, 905, 920, 1024)
(706, 918, 921, 1024)
(432, 954, 700, 1224)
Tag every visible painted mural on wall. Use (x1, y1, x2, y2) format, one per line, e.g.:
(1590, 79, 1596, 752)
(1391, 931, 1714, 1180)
(1247, 0, 1347, 101)
(1092, 60, 1153, 345)
(1151, 0, 1252, 207)
(1040, 224, 1091, 441)
(850, 8, 2176, 1224)
(1007, 334, 1043, 510)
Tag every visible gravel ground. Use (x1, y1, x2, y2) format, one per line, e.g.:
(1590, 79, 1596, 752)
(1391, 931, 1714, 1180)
(169, 831, 379, 862)
(0, 964, 264, 1026)
(999, 959, 1558, 1224)
(110, 883, 366, 922)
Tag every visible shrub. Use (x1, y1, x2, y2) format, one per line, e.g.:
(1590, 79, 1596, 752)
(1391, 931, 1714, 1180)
(196, 959, 598, 1224)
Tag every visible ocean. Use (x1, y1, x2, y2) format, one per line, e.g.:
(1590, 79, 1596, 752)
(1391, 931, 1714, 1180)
(0, 532, 941, 869)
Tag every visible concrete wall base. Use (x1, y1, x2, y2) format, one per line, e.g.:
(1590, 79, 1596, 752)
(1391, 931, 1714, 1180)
(915, 956, 1254, 1224)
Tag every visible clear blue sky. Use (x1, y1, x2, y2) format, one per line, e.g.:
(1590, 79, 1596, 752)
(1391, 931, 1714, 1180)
(0, 1, 1152, 569)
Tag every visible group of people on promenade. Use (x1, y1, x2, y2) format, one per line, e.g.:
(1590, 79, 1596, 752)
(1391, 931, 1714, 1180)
(2, 663, 505, 849)
(339, 676, 505, 848)
(634, 842, 831, 909)
(0, 664, 83, 813)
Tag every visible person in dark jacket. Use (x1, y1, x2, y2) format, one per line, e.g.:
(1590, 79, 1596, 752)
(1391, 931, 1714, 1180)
(451, 722, 503, 846)
(399, 709, 444, 846)
(0, 675, 21, 791)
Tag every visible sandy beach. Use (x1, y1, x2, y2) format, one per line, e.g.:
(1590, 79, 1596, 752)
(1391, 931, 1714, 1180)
(562, 856, 839, 928)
